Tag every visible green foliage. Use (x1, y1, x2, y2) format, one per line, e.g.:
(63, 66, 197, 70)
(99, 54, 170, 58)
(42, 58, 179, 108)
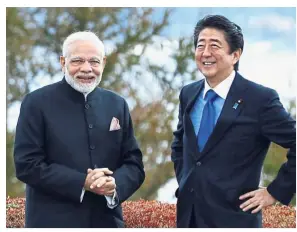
(263, 143, 296, 206)
(6, 131, 24, 197)
(263, 100, 296, 206)
(6, 8, 296, 205)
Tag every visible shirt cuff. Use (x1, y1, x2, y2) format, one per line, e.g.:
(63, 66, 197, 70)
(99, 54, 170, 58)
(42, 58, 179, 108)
(105, 191, 118, 209)
(80, 188, 85, 203)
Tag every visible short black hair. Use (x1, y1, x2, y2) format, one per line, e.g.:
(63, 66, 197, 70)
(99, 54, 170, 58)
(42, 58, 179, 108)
(194, 15, 244, 71)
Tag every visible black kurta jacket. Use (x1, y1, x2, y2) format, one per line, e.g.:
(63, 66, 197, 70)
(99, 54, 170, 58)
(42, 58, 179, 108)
(14, 78, 145, 228)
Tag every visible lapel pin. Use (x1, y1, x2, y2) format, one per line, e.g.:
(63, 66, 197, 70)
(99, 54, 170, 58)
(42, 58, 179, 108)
(233, 99, 243, 110)
(233, 103, 239, 109)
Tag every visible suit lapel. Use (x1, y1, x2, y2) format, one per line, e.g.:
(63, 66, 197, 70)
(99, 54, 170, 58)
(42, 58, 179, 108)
(184, 80, 204, 157)
(201, 73, 248, 157)
(185, 81, 205, 116)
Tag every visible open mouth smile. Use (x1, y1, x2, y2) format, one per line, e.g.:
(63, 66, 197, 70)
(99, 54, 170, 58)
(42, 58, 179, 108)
(76, 76, 95, 83)
(202, 61, 216, 66)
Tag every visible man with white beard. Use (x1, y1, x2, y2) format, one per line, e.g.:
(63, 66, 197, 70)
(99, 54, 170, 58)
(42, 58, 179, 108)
(14, 31, 145, 228)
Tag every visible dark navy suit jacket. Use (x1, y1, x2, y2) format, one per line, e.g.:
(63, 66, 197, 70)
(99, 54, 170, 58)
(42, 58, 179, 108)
(14, 78, 145, 228)
(171, 72, 296, 228)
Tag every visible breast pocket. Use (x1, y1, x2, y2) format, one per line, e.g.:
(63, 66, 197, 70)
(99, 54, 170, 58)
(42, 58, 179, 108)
(107, 129, 122, 145)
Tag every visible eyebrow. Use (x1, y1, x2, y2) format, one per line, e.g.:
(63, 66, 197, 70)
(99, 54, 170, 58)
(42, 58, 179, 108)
(70, 56, 101, 60)
(198, 39, 222, 45)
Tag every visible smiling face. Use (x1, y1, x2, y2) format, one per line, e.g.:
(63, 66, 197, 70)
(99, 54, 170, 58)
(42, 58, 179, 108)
(60, 40, 106, 93)
(195, 27, 241, 82)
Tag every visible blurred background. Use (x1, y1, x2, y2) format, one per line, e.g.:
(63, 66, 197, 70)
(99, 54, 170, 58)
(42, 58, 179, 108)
(6, 7, 296, 205)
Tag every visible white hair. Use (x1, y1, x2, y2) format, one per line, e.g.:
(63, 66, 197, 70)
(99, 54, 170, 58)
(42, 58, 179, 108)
(62, 31, 105, 58)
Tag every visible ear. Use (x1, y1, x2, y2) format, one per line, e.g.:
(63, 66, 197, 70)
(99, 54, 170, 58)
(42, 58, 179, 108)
(60, 56, 66, 72)
(232, 48, 242, 65)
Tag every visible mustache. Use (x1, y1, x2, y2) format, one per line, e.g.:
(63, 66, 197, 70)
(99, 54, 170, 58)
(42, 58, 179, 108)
(74, 73, 97, 79)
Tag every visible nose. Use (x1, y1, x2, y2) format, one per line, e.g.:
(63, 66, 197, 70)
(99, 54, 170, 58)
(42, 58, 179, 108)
(80, 61, 92, 73)
(202, 45, 211, 57)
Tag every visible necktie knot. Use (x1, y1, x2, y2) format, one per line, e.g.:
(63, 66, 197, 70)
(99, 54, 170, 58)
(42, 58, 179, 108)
(204, 90, 218, 102)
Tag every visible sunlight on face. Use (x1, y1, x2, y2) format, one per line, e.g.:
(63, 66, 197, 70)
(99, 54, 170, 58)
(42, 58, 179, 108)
(195, 28, 238, 81)
(64, 40, 105, 94)
(64, 65, 102, 94)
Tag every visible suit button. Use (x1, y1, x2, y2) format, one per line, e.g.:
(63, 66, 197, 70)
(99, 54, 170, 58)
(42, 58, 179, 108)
(88, 124, 93, 129)
(190, 188, 194, 193)
(196, 161, 202, 166)
(90, 145, 95, 150)
(85, 104, 90, 109)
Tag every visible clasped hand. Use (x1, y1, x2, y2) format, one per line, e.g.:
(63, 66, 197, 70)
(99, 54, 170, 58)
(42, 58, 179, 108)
(84, 168, 116, 196)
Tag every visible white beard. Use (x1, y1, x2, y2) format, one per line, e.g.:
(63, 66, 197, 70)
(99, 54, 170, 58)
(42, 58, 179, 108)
(64, 67, 102, 94)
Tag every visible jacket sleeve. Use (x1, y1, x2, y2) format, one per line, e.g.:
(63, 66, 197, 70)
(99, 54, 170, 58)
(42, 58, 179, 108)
(260, 89, 296, 205)
(112, 100, 145, 203)
(14, 93, 87, 202)
(171, 88, 185, 196)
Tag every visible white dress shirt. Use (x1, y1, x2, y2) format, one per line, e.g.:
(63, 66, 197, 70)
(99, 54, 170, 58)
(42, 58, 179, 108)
(203, 70, 235, 100)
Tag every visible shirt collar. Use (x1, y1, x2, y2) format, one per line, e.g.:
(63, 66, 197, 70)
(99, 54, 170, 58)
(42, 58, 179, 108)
(203, 70, 236, 100)
(84, 92, 90, 101)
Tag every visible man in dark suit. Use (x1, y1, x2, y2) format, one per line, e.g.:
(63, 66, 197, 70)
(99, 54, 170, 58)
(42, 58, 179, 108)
(14, 31, 145, 228)
(171, 15, 296, 228)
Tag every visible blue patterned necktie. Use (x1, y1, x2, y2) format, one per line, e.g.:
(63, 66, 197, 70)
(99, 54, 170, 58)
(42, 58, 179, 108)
(197, 89, 218, 152)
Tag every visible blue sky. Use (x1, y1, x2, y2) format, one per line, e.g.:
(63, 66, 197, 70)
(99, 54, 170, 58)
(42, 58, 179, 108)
(157, 7, 296, 50)
(143, 7, 296, 102)
(7, 7, 296, 134)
